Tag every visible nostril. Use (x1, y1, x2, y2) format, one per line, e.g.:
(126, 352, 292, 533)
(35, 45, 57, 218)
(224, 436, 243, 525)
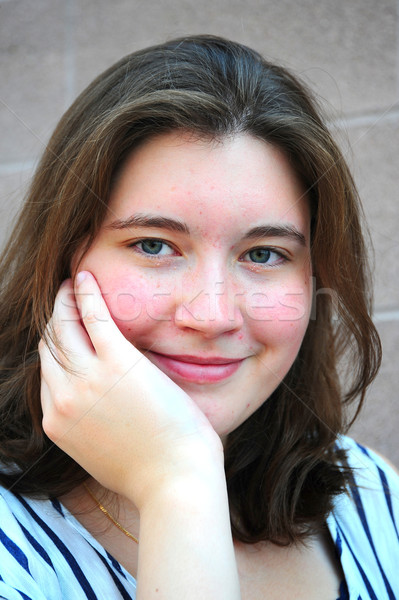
(174, 287, 244, 336)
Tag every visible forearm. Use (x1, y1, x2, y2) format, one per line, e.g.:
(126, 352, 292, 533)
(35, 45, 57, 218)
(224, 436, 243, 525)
(136, 467, 241, 600)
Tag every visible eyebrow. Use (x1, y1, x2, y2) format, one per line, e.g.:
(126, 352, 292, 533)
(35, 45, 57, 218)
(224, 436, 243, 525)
(106, 213, 306, 246)
(243, 225, 306, 246)
(106, 213, 190, 234)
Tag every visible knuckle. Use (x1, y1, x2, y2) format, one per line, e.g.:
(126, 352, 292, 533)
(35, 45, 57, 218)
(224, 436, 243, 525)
(42, 413, 58, 441)
(52, 390, 76, 417)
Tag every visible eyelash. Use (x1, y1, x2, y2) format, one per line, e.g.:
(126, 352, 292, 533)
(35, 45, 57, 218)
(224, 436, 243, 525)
(129, 238, 289, 267)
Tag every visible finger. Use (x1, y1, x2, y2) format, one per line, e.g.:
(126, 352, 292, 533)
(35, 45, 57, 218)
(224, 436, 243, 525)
(38, 334, 71, 390)
(40, 375, 57, 441)
(39, 336, 89, 441)
(51, 279, 94, 359)
(40, 367, 76, 445)
(40, 375, 52, 418)
(74, 270, 136, 359)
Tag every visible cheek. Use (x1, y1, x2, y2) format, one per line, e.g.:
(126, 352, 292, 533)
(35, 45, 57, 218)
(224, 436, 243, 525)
(99, 274, 177, 336)
(252, 315, 308, 358)
(112, 291, 143, 321)
(244, 283, 312, 336)
(246, 278, 312, 371)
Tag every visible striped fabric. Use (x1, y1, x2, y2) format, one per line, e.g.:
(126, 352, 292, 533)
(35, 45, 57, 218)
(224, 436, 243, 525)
(0, 490, 136, 599)
(0, 436, 398, 599)
(327, 437, 399, 599)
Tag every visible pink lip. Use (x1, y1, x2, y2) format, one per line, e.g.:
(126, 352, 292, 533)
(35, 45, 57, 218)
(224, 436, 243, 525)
(147, 351, 244, 383)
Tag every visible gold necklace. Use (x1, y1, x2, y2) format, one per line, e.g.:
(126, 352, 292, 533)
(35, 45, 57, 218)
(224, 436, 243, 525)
(83, 483, 139, 544)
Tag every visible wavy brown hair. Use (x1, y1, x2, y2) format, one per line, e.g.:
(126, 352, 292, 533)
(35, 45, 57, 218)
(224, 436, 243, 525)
(0, 35, 381, 544)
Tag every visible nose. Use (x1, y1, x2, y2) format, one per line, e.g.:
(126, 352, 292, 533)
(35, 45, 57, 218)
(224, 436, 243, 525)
(174, 266, 244, 338)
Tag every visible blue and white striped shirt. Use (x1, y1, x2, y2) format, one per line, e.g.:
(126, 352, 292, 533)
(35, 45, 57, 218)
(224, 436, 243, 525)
(0, 436, 398, 599)
(326, 437, 399, 599)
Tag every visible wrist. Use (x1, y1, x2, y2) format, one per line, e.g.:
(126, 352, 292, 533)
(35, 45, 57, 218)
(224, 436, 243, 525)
(125, 433, 226, 511)
(136, 462, 240, 600)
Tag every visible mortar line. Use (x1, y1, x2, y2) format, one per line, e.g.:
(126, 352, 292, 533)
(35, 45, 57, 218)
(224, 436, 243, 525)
(373, 309, 399, 323)
(329, 106, 399, 130)
(0, 160, 37, 176)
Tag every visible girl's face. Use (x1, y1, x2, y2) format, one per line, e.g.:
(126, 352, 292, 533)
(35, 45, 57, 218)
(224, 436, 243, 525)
(76, 132, 312, 437)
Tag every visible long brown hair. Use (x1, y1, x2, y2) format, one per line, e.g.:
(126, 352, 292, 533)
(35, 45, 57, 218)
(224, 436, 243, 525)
(0, 35, 381, 544)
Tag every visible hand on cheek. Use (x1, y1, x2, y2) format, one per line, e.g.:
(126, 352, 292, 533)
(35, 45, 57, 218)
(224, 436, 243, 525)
(39, 272, 223, 510)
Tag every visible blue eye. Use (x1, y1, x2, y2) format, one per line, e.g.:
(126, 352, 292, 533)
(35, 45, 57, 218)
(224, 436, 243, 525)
(132, 239, 175, 256)
(242, 247, 285, 266)
(140, 240, 164, 254)
(248, 248, 271, 263)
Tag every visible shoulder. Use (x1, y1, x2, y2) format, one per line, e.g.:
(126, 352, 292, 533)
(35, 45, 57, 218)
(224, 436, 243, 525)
(327, 436, 399, 598)
(0, 485, 60, 598)
(336, 434, 399, 493)
(0, 483, 136, 599)
(333, 435, 399, 538)
(363, 446, 399, 476)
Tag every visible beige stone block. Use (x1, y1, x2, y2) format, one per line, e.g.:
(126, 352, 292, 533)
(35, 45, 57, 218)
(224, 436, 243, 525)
(72, 0, 397, 116)
(1, 0, 396, 164)
(0, 167, 33, 251)
(342, 120, 399, 311)
(253, 0, 398, 116)
(0, 0, 66, 161)
(349, 320, 399, 467)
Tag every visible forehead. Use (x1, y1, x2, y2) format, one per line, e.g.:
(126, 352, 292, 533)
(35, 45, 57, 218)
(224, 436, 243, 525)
(106, 131, 309, 235)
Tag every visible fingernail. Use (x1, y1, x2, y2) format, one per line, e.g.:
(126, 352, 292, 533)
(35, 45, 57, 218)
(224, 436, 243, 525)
(76, 271, 87, 286)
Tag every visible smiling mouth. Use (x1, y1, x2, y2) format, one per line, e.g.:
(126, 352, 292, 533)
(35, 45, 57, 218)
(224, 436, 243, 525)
(146, 351, 245, 384)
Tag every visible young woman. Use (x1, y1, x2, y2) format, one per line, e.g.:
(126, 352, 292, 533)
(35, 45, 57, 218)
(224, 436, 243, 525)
(0, 35, 397, 600)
